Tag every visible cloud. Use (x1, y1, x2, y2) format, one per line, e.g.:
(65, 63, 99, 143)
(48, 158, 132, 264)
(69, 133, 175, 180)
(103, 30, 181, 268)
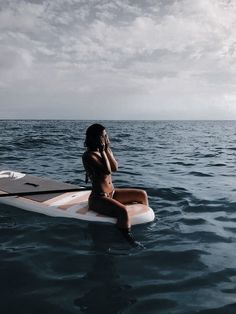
(0, 0, 236, 119)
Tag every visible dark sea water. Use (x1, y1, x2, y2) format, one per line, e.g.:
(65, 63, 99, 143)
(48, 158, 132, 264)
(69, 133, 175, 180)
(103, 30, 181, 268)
(0, 120, 236, 314)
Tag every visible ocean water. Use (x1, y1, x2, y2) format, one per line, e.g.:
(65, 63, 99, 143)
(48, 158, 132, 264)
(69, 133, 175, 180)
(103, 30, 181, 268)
(0, 120, 236, 314)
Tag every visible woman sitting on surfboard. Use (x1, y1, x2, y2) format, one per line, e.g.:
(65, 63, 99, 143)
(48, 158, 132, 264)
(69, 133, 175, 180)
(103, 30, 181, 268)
(82, 123, 149, 246)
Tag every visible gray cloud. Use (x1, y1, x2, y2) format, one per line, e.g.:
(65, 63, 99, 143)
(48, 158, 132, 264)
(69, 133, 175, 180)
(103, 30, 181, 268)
(0, 0, 236, 119)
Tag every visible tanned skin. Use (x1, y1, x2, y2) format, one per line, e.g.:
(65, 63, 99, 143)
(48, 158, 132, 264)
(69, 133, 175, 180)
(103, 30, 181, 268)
(83, 129, 148, 229)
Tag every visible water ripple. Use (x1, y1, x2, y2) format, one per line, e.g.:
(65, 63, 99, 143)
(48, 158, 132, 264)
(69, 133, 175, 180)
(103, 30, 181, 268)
(0, 120, 236, 314)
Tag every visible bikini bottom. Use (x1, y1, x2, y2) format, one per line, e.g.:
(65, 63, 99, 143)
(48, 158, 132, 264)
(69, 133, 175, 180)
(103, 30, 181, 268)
(89, 189, 115, 199)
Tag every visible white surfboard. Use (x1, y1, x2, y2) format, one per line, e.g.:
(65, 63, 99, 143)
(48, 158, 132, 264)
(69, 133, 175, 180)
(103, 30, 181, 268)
(0, 170, 155, 225)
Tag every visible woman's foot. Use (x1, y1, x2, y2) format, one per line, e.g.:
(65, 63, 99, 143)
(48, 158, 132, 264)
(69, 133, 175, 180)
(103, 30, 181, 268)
(117, 227, 144, 248)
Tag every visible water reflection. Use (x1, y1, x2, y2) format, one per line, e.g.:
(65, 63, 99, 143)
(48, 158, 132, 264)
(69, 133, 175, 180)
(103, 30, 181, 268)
(74, 224, 135, 314)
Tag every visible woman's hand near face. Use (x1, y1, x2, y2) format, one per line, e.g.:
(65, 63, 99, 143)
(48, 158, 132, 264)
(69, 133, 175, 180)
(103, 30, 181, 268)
(105, 134, 110, 151)
(103, 134, 118, 171)
(98, 135, 106, 152)
(98, 133, 110, 152)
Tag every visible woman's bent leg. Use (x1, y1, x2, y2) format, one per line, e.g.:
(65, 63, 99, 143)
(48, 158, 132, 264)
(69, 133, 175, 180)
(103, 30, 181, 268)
(113, 188, 149, 206)
(89, 196, 130, 229)
(89, 196, 142, 246)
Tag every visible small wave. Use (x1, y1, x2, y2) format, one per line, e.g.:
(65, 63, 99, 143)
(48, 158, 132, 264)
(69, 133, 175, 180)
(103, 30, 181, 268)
(123, 298, 177, 313)
(180, 217, 206, 226)
(111, 138, 122, 143)
(144, 249, 207, 269)
(117, 133, 131, 138)
(215, 216, 236, 222)
(224, 226, 236, 234)
(187, 153, 217, 158)
(147, 187, 191, 200)
(206, 163, 226, 167)
(197, 302, 236, 314)
(181, 268, 235, 290)
(183, 203, 225, 213)
(119, 170, 139, 176)
(168, 161, 195, 166)
(221, 202, 236, 212)
(0, 146, 14, 152)
(0, 216, 16, 229)
(182, 230, 233, 243)
(133, 268, 236, 295)
(189, 171, 213, 177)
(203, 153, 217, 158)
(12, 137, 59, 149)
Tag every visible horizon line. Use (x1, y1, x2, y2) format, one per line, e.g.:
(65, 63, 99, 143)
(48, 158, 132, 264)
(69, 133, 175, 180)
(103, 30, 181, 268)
(0, 118, 236, 122)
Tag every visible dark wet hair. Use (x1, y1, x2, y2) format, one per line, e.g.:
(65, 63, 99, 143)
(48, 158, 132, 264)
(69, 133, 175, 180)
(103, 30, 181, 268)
(84, 123, 105, 149)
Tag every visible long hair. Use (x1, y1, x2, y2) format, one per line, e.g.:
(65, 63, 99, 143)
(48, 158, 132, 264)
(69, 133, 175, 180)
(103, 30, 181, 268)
(84, 123, 105, 150)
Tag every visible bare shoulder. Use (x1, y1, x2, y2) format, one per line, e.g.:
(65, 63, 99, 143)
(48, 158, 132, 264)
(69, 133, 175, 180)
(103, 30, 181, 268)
(82, 151, 100, 162)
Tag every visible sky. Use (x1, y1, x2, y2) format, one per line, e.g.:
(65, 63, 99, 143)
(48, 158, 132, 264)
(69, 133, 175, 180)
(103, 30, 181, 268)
(0, 0, 236, 120)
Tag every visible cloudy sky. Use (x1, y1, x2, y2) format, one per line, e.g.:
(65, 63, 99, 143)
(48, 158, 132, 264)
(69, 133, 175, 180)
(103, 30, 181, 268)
(0, 0, 236, 119)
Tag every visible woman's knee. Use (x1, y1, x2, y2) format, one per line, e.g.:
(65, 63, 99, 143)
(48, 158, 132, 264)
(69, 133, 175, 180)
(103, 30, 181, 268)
(138, 189, 148, 205)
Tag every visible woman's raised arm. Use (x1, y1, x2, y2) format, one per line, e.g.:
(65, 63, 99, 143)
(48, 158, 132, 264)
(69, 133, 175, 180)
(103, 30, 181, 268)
(83, 151, 111, 175)
(105, 147, 118, 172)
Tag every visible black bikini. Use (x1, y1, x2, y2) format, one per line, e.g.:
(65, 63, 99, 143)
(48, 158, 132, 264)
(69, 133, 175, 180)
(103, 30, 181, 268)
(89, 189, 115, 199)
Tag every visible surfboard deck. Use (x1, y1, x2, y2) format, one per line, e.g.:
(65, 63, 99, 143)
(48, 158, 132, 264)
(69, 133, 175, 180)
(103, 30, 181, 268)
(0, 171, 155, 225)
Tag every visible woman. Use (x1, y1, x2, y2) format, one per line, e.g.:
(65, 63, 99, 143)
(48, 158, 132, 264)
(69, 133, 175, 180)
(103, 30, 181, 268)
(82, 123, 149, 246)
